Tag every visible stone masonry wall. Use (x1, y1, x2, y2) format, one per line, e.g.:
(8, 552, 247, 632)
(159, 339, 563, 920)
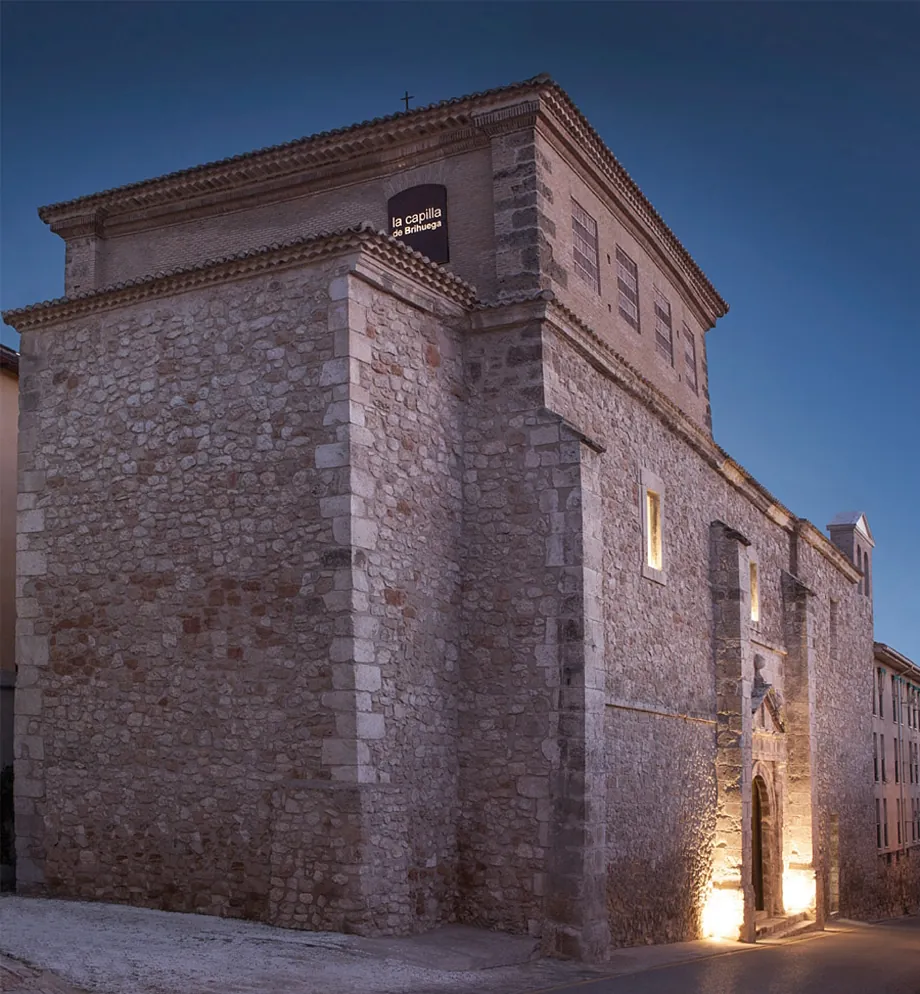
(457, 308, 609, 959)
(14, 259, 357, 913)
(876, 848, 920, 916)
(797, 538, 881, 920)
(488, 125, 562, 302)
(354, 272, 467, 929)
(457, 317, 557, 935)
(541, 318, 880, 943)
(604, 708, 715, 945)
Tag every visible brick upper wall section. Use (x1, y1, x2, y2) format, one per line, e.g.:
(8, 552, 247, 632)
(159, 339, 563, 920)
(532, 130, 713, 433)
(95, 149, 497, 300)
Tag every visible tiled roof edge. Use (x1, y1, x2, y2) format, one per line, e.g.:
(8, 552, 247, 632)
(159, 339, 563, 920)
(0, 344, 20, 375)
(34, 74, 725, 318)
(874, 643, 918, 674)
(1, 225, 478, 330)
(36, 74, 553, 220)
(536, 83, 728, 320)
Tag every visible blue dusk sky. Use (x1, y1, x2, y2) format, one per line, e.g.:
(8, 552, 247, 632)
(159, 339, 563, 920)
(1, 1, 918, 657)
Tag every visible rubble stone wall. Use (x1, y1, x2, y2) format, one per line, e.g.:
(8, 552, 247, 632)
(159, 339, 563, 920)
(14, 259, 353, 914)
(355, 274, 467, 929)
(457, 316, 569, 937)
(797, 539, 882, 920)
(541, 319, 878, 943)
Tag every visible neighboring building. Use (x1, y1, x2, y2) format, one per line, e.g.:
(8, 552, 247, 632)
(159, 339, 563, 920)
(872, 641, 920, 913)
(1, 75, 910, 959)
(0, 343, 19, 889)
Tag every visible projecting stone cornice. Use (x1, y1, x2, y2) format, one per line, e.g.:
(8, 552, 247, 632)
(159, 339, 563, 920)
(35, 74, 726, 322)
(474, 293, 858, 584)
(1, 225, 478, 331)
(49, 209, 107, 239)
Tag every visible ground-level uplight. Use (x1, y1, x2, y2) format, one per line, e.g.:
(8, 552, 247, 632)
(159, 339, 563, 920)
(701, 882, 744, 940)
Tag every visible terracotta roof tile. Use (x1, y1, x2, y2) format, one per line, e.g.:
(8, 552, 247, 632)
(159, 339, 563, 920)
(1, 225, 477, 330)
(0, 344, 20, 374)
(33, 74, 726, 318)
(37, 74, 553, 219)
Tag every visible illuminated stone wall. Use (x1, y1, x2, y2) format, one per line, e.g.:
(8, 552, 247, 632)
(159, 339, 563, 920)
(541, 318, 878, 945)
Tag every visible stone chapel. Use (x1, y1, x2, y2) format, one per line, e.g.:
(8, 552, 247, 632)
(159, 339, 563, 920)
(4, 75, 901, 959)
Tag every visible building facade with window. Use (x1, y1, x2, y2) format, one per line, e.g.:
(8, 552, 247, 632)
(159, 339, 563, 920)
(873, 642, 920, 912)
(3, 75, 909, 959)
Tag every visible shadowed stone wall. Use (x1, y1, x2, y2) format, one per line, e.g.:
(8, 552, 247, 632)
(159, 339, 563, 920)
(355, 269, 466, 929)
(456, 307, 608, 959)
(15, 259, 351, 910)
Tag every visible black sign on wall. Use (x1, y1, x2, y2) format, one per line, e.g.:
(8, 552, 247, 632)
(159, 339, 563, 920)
(387, 184, 449, 264)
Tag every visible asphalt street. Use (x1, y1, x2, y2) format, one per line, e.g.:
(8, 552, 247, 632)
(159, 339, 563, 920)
(527, 918, 920, 994)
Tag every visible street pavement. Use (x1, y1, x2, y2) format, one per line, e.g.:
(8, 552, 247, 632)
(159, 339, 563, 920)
(520, 918, 920, 994)
(0, 955, 83, 994)
(1, 896, 918, 994)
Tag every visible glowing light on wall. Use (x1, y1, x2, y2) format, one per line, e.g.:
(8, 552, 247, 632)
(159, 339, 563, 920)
(783, 865, 816, 915)
(701, 884, 744, 940)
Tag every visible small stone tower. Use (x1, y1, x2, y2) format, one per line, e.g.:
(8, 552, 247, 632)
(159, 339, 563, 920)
(828, 512, 874, 600)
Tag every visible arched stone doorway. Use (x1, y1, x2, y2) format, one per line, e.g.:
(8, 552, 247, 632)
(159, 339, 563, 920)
(751, 773, 778, 916)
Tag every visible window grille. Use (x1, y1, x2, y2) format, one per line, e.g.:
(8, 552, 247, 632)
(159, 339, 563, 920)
(615, 246, 639, 329)
(653, 286, 673, 364)
(683, 324, 698, 393)
(572, 200, 600, 293)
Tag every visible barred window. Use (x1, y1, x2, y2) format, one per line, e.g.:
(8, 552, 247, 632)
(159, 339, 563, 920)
(683, 324, 698, 393)
(653, 286, 673, 365)
(615, 246, 639, 330)
(571, 200, 600, 293)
